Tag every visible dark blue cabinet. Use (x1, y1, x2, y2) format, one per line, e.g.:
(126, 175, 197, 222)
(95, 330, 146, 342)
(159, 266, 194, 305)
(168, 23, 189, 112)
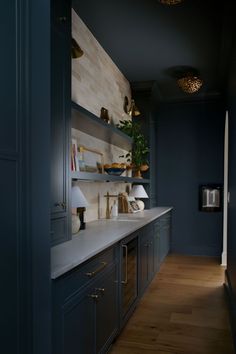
(153, 212, 171, 265)
(95, 266, 119, 353)
(139, 224, 155, 295)
(51, 0, 71, 245)
(62, 287, 95, 354)
(153, 220, 161, 272)
(120, 233, 139, 326)
(52, 247, 119, 354)
(160, 212, 171, 262)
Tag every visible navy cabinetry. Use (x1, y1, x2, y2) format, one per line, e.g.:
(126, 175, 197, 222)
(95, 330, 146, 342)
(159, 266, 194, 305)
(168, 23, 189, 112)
(51, 0, 71, 245)
(160, 212, 171, 262)
(153, 211, 171, 265)
(52, 246, 119, 354)
(120, 233, 139, 326)
(139, 224, 155, 295)
(153, 219, 161, 272)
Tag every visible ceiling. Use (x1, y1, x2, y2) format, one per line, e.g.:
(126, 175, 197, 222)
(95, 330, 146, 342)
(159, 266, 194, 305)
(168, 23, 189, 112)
(73, 0, 235, 102)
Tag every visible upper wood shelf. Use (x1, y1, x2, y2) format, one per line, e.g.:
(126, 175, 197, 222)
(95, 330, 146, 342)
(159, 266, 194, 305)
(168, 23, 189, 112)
(71, 102, 133, 150)
(71, 171, 150, 184)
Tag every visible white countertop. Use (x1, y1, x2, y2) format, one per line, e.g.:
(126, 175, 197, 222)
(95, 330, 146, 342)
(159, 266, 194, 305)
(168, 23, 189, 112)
(51, 207, 172, 279)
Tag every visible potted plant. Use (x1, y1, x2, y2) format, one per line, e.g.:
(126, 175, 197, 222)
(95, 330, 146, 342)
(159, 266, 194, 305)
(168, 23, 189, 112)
(117, 119, 149, 178)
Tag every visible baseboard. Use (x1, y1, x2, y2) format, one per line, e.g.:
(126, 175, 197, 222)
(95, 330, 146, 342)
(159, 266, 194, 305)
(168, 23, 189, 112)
(221, 251, 227, 266)
(224, 270, 236, 352)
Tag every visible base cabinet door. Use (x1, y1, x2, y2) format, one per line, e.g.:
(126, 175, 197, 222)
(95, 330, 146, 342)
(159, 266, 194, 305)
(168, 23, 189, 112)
(120, 234, 138, 325)
(153, 221, 161, 272)
(139, 233, 149, 294)
(96, 265, 119, 353)
(62, 289, 95, 354)
(139, 225, 155, 295)
(160, 212, 171, 262)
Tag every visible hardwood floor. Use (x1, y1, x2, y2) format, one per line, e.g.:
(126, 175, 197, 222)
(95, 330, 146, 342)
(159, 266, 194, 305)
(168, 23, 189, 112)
(109, 254, 234, 354)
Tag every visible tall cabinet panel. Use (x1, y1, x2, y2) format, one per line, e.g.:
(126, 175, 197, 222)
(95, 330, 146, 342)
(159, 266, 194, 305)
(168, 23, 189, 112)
(51, 0, 71, 245)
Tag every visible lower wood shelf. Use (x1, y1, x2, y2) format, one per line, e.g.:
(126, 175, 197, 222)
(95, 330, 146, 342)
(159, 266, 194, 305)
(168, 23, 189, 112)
(71, 171, 150, 184)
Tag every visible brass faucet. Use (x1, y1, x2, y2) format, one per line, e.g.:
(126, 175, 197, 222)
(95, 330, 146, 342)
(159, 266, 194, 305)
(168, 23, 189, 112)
(104, 192, 118, 219)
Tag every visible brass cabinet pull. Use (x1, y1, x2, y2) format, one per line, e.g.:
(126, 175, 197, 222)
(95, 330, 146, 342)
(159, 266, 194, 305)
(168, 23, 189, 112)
(85, 262, 107, 278)
(121, 245, 128, 284)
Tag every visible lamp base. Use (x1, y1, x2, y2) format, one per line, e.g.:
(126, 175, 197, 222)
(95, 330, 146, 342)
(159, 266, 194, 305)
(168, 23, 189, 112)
(78, 207, 86, 230)
(136, 199, 145, 211)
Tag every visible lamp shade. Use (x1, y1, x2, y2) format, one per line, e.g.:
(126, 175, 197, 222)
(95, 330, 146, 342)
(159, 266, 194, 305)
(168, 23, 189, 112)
(72, 185, 88, 208)
(129, 185, 149, 199)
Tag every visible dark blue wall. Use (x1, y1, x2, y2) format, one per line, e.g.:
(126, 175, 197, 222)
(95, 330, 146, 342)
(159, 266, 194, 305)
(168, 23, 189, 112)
(156, 100, 225, 256)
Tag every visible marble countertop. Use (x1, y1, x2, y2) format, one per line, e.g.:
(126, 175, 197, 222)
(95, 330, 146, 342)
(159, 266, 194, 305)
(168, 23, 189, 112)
(51, 207, 172, 279)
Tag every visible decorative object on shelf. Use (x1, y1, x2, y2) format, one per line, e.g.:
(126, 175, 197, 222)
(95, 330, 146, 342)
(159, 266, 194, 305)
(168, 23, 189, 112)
(100, 107, 111, 124)
(128, 197, 141, 213)
(78, 146, 104, 173)
(104, 192, 118, 219)
(71, 38, 84, 59)
(104, 167, 126, 176)
(123, 96, 140, 117)
(129, 185, 149, 211)
(159, 0, 183, 5)
(177, 73, 203, 93)
(123, 96, 129, 114)
(71, 184, 88, 233)
(118, 192, 133, 213)
(104, 162, 126, 176)
(71, 138, 79, 172)
(127, 99, 141, 117)
(117, 119, 149, 178)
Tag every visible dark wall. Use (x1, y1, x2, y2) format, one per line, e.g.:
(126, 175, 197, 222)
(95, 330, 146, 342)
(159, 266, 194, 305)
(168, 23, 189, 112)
(156, 100, 225, 256)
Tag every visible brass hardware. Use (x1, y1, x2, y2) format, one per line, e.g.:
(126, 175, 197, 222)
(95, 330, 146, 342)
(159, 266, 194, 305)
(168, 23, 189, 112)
(121, 245, 128, 284)
(88, 294, 99, 300)
(127, 99, 141, 117)
(85, 262, 107, 277)
(71, 38, 84, 59)
(95, 288, 105, 294)
(123, 96, 129, 114)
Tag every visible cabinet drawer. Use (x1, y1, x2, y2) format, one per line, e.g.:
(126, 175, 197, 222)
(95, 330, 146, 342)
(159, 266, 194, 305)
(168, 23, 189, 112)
(53, 246, 117, 301)
(51, 217, 69, 246)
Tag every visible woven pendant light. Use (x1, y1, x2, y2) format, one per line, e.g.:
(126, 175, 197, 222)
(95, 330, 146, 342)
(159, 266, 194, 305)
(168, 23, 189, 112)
(177, 74, 203, 94)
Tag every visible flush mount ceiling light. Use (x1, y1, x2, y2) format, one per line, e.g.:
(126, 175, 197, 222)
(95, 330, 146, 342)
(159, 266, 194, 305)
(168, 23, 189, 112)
(177, 74, 203, 94)
(159, 0, 183, 5)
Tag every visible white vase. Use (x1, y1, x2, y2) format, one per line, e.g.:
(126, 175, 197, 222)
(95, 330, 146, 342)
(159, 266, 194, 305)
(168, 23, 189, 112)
(72, 214, 81, 234)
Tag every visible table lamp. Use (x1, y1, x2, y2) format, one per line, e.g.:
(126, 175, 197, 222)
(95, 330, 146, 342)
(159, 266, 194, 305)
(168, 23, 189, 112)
(129, 185, 149, 211)
(72, 185, 88, 234)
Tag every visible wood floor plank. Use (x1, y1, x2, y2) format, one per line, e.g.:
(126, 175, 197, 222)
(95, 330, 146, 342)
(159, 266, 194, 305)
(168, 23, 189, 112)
(109, 254, 234, 354)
